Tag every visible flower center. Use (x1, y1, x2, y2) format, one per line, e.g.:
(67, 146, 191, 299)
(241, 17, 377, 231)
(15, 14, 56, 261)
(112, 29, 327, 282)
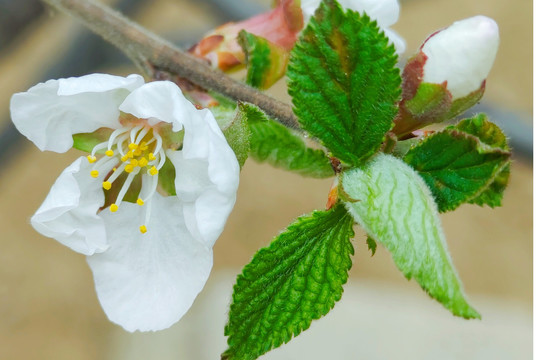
(87, 125, 167, 234)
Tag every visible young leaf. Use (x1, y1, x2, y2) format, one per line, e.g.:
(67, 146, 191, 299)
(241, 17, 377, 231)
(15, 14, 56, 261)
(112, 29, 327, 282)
(366, 236, 377, 256)
(72, 128, 113, 152)
(341, 153, 479, 319)
(454, 113, 511, 207)
(241, 103, 334, 178)
(468, 163, 510, 208)
(288, 0, 401, 166)
(403, 114, 511, 212)
(453, 113, 509, 150)
(238, 30, 290, 90)
(211, 104, 251, 168)
(223, 203, 355, 360)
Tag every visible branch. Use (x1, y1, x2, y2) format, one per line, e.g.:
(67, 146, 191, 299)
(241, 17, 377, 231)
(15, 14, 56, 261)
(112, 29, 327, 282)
(40, 0, 299, 129)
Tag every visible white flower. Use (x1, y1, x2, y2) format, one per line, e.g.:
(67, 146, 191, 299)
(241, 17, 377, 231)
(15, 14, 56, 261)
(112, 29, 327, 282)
(300, 0, 405, 54)
(421, 15, 499, 99)
(10, 73, 240, 332)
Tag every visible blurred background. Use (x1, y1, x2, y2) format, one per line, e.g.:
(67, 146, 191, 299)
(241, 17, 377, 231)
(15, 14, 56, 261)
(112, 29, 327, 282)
(0, 0, 532, 359)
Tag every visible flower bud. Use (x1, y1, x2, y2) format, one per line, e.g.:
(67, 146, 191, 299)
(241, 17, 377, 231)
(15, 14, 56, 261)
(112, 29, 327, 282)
(422, 15, 499, 99)
(190, 0, 302, 71)
(393, 15, 499, 137)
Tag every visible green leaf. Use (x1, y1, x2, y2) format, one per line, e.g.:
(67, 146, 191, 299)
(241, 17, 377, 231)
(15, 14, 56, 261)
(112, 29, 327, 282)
(238, 30, 290, 90)
(403, 114, 511, 212)
(446, 85, 485, 120)
(223, 203, 355, 360)
(453, 113, 509, 150)
(211, 104, 251, 168)
(452, 113, 511, 207)
(288, 0, 401, 166)
(242, 103, 334, 178)
(72, 128, 113, 152)
(366, 236, 377, 256)
(404, 82, 451, 119)
(468, 163, 510, 208)
(341, 153, 479, 319)
(157, 157, 176, 196)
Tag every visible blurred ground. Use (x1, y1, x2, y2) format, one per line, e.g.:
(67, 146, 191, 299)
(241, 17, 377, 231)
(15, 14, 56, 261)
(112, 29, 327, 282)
(0, 0, 533, 359)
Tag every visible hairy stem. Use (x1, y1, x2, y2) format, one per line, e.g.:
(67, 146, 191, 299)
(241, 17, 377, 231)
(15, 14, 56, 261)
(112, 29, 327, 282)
(40, 0, 299, 129)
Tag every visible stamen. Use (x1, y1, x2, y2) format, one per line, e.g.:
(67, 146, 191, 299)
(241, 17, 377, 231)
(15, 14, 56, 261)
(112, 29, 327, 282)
(125, 164, 134, 173)
(142, 173, 159, 203)
(137, 198, 144, 206)
(128, 142, 138, 151)
(105, 163, 126, 184)
(115, 134, 130, 157)
(107, 127, 131, 150)
(153, 132, 163, 155)
(114, 169, 140, 210)
(149, 166, 158, 176)
(102, 181, 112, 190)
(135, 127, 150, 144)
(138, 157, 148, 167)
(148, 152, 156, 161)
(139, 225, 147, 234)
(157, 148, 167, 170)
(90, 156, 117, 178)
(142, 197, 153, 232)
(105, 149, 114, 157)
(130, 125, 143, 143)
(87, 155, 97, 164)
(90, 141, 109, 157)
(110, 204, 119, 212)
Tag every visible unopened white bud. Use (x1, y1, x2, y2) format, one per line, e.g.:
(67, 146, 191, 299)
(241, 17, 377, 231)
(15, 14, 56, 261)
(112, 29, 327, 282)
(422, 15, 499, 99)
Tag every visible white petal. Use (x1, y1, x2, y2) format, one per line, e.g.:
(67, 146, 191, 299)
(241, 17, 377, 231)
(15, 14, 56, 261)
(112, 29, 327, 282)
(10, 74, 144, 153)
(118, 81, 201, 131)
(384, 28, 406, 55)
(31, 157, 109, 255)
(87, 195, 213, 332)
(422, 16, 499, 99)
(341, 0, 400, 27)
(168, 109, 239, 247)
(301, 0, 400, 27)
(300, 0, 321, 20)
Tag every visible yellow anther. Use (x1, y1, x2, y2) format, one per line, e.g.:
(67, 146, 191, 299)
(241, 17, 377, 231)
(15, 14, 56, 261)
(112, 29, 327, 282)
(127, 150, 134, 159)
(121, 155, 128, 162)
(138, 157, 148, 167)
(128, 143, 138, 150)
(90, 170, 99, 178)
(102, 181, 112, 190)
(112, 167, 117, 172)
(130, 159, 139, 167)
(140, 141, 148, 151)
(149, 166, 158, 176)
(105, 149, 114, 157)
(136, 198, 144, 206)
(139, 225, 147, 234)
(87, 155, 97, 163)
(148, 152, 156, 161)
(125, 164, 134, 173)
(134, 149, 142, 156)
(110, 204, 119, 212)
